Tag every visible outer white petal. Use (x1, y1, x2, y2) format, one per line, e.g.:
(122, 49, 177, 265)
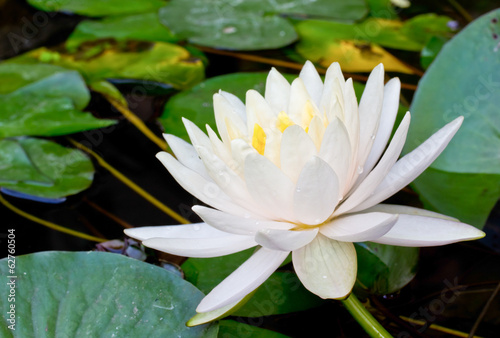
(299, 60, 323, 106)
(125, 223, 223, 241)
(318, 117, 351, 193)
(288, 77, 319, 126)
(156, 152, 253, 217)
(230, 138, 257, 177)
(256, 228, 318, 251)
(265, 67, 291, 113)
(197, 247, 289, 312)
(320, 212, 398, 242)
(335, 112, 410, 215)
(164, 134, 211, 181)
(143, 235, 257, 258)
(357, 63, 385, 167)
(244, 153, 295, 221)
(307, 116, 325, 151)
(193, 205, 293, 236)
(246, 89, 276, 131)
(362, 204, 458, 221)
(280, 125, 317, 183)
(293, 234, 357, 299)
(351, 116, 464, 212)
(219, 90, 246, 122)
(371, 214, 485, 247)
(361, 77, 401, 178)
(294, 156, 340, 225)
(183, 118, 213, 150)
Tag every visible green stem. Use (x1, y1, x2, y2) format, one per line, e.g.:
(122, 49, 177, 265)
(341, 293, 393, 338)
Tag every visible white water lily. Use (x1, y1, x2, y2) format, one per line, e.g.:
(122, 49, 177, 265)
(125, 61, 484, 314)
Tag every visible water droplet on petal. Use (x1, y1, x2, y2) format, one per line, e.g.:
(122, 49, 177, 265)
(357, 166, 364, 174)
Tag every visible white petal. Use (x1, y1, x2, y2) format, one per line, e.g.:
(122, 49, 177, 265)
(371, 214, 485, 247)
(265, 68, 291, 113)
(183, 118, 212, 150)
(318, 117, 351, 192)
(288, 78, 319, 126)
(362, 204, 458, 221)
(294, 156, 340, 225)
(256, 228, 318, 251)
(213, 93, 247, 145)
(193, 205, 293, 236)
(246, 90, 276, 131)
(230, 138, 257, 177)
(350, 116, 464, 212)
(197, 247, 289, 312)
(163, 134, 210, 180)
(307, 116, 325, 151)
(361, 77, 401, 178)
(299, 60, 323, 106)
(206, 125, 233, 164)
(196, 146, 268, 217)
(335, 112, 410, 215)
(219, 90, 246, 122)
(125, 223, 223, 241)
(293, 234, 356, 299)
(319, 63, 344, 120)
(357, 63, 385, 167)
(244, 153, 295, 221)
(156, 152, 252, 217)
(280, 125, 317, 183)
(143, 235, 257, 258)
(320, 212, 398, 242)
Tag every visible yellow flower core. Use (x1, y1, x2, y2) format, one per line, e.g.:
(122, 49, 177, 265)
(252, 123, 266, 155)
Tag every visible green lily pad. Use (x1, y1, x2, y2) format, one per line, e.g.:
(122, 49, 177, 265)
(0, 251, 217, 337)
(26, 0, 166, 17)
(219, 320, 291, 338)
(0, 138, 94, 199)
(182, 249, 323, 317)
(355, 243, 419, 295)
(158, 0, 367, 50)
(404, 9, 500, 228)
(66, 12, 177, 52)
(420, 36, 448, 69)
(11, 42, 204, 90)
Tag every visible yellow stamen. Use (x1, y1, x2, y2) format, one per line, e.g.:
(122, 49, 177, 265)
(252, 124, 266, 155)
(276, 111, 294, 132)
(302, 100, 316, 132)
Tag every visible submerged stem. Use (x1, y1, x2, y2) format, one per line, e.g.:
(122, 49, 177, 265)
(105, 96, 168, 151)
(68, 138, 190, 225)
(341, 293, 393, 338)
(0, 194, 107, 243)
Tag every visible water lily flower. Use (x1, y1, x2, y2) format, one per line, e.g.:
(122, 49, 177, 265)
(125, 61, 484, 314)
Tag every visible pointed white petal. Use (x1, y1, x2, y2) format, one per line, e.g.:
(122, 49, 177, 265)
(294, 156, 340, 225)
(183, 118, 212, 150)
(299, 60, 323, 106)
(293, 234, 356, 299)
(307, 115, 325, 151)
(206, 125, 233, 164)
(256, 228, 318, 251)
(219, 90, 246, 122)
(265, 68, 291, 113)
(335, 113, 410, 215)
(213, 93, 247, 145)
(246, 90, 276, 127)
(320, 212, 398, 242)
(193, 205, 293, 236)
(350, 116, 464, 212)
(156, 152, 252, 217)
(197, 247, 289, 312)
(125, 223, 223, 241)
(362, 204, 458, 221)
(357, 63, 385, 167)
(262, 127, 282, 167)
(230, 138, 257, 177)
(319, 63, 344, 119)
(371, 214, 485, 247)
(280, 125, 317, 183)
(196, 146, 269, 217)
(164, 134, 210, 180)
(361, 77, 401, 178)
(143, 234, 257, 258)
(245, 153, 295, 221)
(318, 117, 351, 192)
(288, 78, 319, 126)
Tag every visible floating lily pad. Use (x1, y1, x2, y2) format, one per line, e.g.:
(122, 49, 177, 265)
(158, 0, 368, 50)
(404, 9, 500, 228)
(66, 12, 177, 52)
(11, 42, 204, 90)
(26, 0, 166, 17)
(354, 243, 419, 295)
(219, 320, 291, 337)
(0, 251, 217, 337)
(0, 138, 94, 199)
